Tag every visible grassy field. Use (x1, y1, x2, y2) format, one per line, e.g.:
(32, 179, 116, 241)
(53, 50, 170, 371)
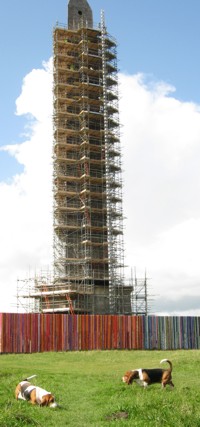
(0, 350, 200, 426)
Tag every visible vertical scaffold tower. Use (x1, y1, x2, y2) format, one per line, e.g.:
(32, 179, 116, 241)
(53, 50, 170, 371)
(50, 0, 132, 314)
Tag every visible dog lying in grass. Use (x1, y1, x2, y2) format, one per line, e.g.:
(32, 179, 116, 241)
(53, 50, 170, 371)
(122, 359, 174, 388)
(15, 375, 58, 407)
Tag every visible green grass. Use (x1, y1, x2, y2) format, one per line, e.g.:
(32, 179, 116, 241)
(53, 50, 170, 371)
(0, 350, 200, 426)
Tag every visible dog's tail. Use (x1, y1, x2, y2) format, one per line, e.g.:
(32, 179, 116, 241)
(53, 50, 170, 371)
(23, 375, 37, 381)
(160, 359, 172, 371)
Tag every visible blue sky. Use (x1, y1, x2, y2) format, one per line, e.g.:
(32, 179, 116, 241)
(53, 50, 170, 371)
(1, 0, 200, 157)
(1, 0, 200, 314)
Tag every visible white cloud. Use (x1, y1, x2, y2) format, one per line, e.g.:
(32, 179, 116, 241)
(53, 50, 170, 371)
(0, 59, 53, 312)
(15, 60, 52, 122)
(1, 63, 200, 314)
(120, 73, 200, 314)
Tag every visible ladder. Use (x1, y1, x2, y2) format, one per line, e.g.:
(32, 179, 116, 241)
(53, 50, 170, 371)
(66, 293, 74, 314)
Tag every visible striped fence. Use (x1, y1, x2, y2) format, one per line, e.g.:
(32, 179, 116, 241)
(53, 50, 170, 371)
(0, 313, 200, 353)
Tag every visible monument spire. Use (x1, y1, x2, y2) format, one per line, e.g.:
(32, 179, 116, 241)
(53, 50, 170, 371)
(68, 0, 93, 29)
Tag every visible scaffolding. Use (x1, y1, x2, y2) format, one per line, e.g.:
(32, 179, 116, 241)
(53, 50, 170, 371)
(16, 4, 150, 315)
(46, 8, 131, 315)
(16, 270, 94, 314)
(16, 269, 150, 315)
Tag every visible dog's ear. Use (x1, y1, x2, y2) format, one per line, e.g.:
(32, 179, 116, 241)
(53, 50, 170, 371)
(127, 371, 136, 384)
(40, 394, 54, 406)
(123, 371, 135, 385)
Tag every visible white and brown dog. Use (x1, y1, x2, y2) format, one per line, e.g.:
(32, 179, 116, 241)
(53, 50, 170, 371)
(15, 375, 58, 407)
(122, 359, 174, 388)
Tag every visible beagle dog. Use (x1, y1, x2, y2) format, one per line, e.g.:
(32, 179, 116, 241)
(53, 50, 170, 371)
(15, 375, 58, 407)
(122, 359, 174, 388)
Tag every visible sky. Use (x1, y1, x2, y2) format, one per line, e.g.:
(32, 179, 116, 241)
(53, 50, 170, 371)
(1, 0, 200, 315)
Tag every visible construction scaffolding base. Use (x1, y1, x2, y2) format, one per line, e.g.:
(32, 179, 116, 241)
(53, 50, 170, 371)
(16, 270, 149, 315)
